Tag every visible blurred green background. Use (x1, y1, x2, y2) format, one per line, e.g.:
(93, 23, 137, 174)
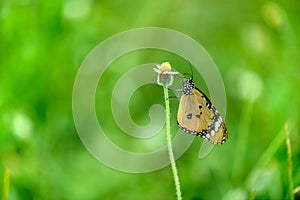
(1, 0, 300, 199)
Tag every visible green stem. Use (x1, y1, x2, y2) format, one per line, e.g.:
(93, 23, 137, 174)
(163, 85, 182, 200)
(284, 123, 294, 200)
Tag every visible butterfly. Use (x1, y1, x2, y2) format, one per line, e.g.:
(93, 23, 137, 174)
(177, 78, 228, 144)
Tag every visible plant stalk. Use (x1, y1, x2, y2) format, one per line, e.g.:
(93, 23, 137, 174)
(163, 85, 182, 200)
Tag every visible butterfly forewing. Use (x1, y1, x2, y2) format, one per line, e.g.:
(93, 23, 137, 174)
(177, 94, 209, 134)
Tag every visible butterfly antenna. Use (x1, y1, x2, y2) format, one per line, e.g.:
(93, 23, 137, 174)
(188, 61, 194, 79)
(178, 60, 193, 79)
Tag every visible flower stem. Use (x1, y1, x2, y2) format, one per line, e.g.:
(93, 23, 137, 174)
(163, 85, 182, 200)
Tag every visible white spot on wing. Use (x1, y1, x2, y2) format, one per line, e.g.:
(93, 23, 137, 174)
(211, 130, 215, 137)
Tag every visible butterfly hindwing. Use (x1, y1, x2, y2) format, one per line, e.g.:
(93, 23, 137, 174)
(193, 88, 228, 144)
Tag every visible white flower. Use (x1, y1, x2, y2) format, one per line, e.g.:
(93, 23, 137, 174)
(154, 62, 178, 86)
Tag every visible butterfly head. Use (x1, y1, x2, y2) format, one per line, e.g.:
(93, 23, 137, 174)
(187, 78, 194, 86)
(182, 78, 195, 96)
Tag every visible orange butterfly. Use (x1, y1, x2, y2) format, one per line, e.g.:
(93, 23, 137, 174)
(177, 78, 228, 144)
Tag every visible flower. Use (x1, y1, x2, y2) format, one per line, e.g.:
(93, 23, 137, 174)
(154, 62, 178, 86)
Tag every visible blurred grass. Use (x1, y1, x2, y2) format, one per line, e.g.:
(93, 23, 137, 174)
(1, 166, 10, 200)
(1, 0, 300, 199)
(285, 123, 294, 200)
